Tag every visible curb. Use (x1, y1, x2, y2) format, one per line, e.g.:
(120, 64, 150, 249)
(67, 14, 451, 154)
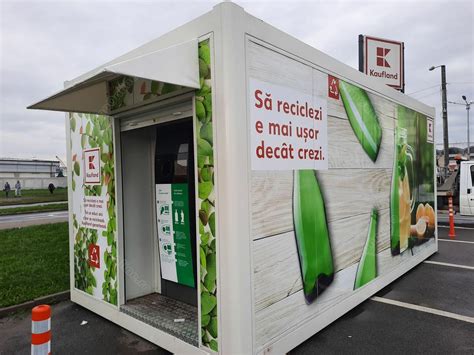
(0, 290, 70, 318)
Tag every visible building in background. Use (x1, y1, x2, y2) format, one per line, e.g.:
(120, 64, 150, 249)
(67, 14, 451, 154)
(0, 158, 67, 189)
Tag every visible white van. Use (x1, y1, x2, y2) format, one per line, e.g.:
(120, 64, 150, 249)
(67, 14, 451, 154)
(460, 161, 474, 215)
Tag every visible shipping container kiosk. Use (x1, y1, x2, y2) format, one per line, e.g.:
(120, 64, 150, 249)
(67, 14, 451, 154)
(29, 2, 437, 354)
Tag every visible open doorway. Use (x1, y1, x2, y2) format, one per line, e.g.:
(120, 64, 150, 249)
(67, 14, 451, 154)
(119, 105, 198, 346)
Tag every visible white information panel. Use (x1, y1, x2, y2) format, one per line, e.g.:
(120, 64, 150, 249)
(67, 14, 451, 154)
(249, 78, 328, 171)
(155, 184, 178, 283)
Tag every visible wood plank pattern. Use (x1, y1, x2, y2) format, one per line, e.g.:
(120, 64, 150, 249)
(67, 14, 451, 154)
(255, 240, 436, 350)
(248, 41, 312, 95)
(327, 115, 394, 169)
(251, 169, 392, 240)
(253, 208, 390, 312)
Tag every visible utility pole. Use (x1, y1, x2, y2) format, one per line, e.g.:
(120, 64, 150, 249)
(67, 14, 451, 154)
(429, 65, 449, 175)
(441, 65, 449, 172)
(450, 96, 473, 160)
(462, 96, 472, 160)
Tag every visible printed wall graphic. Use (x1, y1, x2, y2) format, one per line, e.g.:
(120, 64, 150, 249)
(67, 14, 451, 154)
(195, 39, 218, 352)
(339, 80, 382, 162)
(69, 113, 118, 305)
(84, 148, 101, 185)
(248, 41, 435, 351)
(390, 126, 412, 254)
(250, 79, 328, 170)
(390, 106, 435, 255)
(108, 75, 184, 112)
(354, 209, 378, 289)
(426, 117, 434, 144)
(156, 183, 195, 288)
(328, 75, 339, 100)
(293, 170, 333, 303)
(88, 244, 100, 269)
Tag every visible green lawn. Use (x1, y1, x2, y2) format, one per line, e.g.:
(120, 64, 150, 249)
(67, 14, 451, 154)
(0, 223, 69, 308)
(0, 188, 68, 206)
(0, 203, 68, 216)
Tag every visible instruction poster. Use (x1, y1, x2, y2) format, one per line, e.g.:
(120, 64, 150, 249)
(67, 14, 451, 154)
(156, 183, 195, 288)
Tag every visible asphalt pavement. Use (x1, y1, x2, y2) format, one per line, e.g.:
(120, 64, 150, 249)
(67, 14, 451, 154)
(0, 227, 473, 354)
(0, 211, 68, 230)
(291, 227, 474, 354)
(0, 301, 168, 355)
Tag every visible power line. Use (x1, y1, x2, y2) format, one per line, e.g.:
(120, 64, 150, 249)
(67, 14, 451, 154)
(447, 82, 474, 85)
(407, 84, 440, 95)
(414, 88, 442, 100)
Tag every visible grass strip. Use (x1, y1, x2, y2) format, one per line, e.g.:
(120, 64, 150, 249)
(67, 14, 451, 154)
(0, 223, 69, 308)
(0, 188, 67, 206)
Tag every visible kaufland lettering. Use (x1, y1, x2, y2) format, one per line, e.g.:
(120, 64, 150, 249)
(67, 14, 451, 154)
(86, 171, 100, 179)
(369, 69, 398, 80)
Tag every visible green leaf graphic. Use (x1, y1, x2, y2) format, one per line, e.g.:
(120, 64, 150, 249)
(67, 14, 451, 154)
(199, 43, 211, 65)
(196, 101, 206, 122)
(73, 161, 80, 176)
(201, 292, 217, 315)
(198, 182, 213, 200)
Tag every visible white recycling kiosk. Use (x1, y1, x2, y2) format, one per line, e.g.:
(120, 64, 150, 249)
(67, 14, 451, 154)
(29, 2, 437, 354)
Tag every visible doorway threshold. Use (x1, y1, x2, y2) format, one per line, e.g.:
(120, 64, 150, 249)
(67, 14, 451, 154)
(121, 293, 199, 346)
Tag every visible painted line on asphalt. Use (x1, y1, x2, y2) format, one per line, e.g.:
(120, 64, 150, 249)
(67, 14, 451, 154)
(439, 239, 474, 245)
(371, 296, 474, 324)
(423, 260, 474, 270)
(437, 225, 474, 230)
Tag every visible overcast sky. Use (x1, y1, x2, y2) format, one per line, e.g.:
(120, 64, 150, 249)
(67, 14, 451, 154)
(1, 0, 473, 161)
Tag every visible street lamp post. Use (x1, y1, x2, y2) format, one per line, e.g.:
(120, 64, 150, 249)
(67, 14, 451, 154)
(462, 96, 472, 160)
(429, 65, 449, 175)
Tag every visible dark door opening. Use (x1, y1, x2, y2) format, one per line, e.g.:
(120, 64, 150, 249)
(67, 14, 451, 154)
(155, 118, 197, 306)
(120, 114, 199, 346)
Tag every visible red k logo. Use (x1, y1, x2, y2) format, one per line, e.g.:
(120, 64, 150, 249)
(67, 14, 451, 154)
(84, 148, 101, 185)
(88, 155, 95, 170)
(376, 47, 391, 68)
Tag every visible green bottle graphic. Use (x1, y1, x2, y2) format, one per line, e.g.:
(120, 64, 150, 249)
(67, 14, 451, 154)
(390, 130, 401, 255)
(354, 209, 378, 289)
(293, 170, 334, 304)
(339, 80, 382, 162)
(390, 127, 414, 255)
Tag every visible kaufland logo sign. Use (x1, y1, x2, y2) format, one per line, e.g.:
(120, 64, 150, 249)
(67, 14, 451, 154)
(362, 36, 404, 90)
(376, 47, 391, 67)
(84, 148, 101, 185)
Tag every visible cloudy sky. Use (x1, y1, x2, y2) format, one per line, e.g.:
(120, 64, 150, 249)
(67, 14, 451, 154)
(1, 0, 473, 161)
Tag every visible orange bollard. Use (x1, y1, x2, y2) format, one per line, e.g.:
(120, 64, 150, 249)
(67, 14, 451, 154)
(448, 196, 456, 239)
(31, 305, 51, 355)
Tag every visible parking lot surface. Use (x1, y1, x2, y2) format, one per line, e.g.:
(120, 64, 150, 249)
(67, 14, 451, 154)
(1, 227, 473, 354)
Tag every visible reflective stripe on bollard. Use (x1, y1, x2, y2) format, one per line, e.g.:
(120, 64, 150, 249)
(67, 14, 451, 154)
(31, 305, 51, 355)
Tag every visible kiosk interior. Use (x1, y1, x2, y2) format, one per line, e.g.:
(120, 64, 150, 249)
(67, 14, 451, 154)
(120, 109, 198, 345)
